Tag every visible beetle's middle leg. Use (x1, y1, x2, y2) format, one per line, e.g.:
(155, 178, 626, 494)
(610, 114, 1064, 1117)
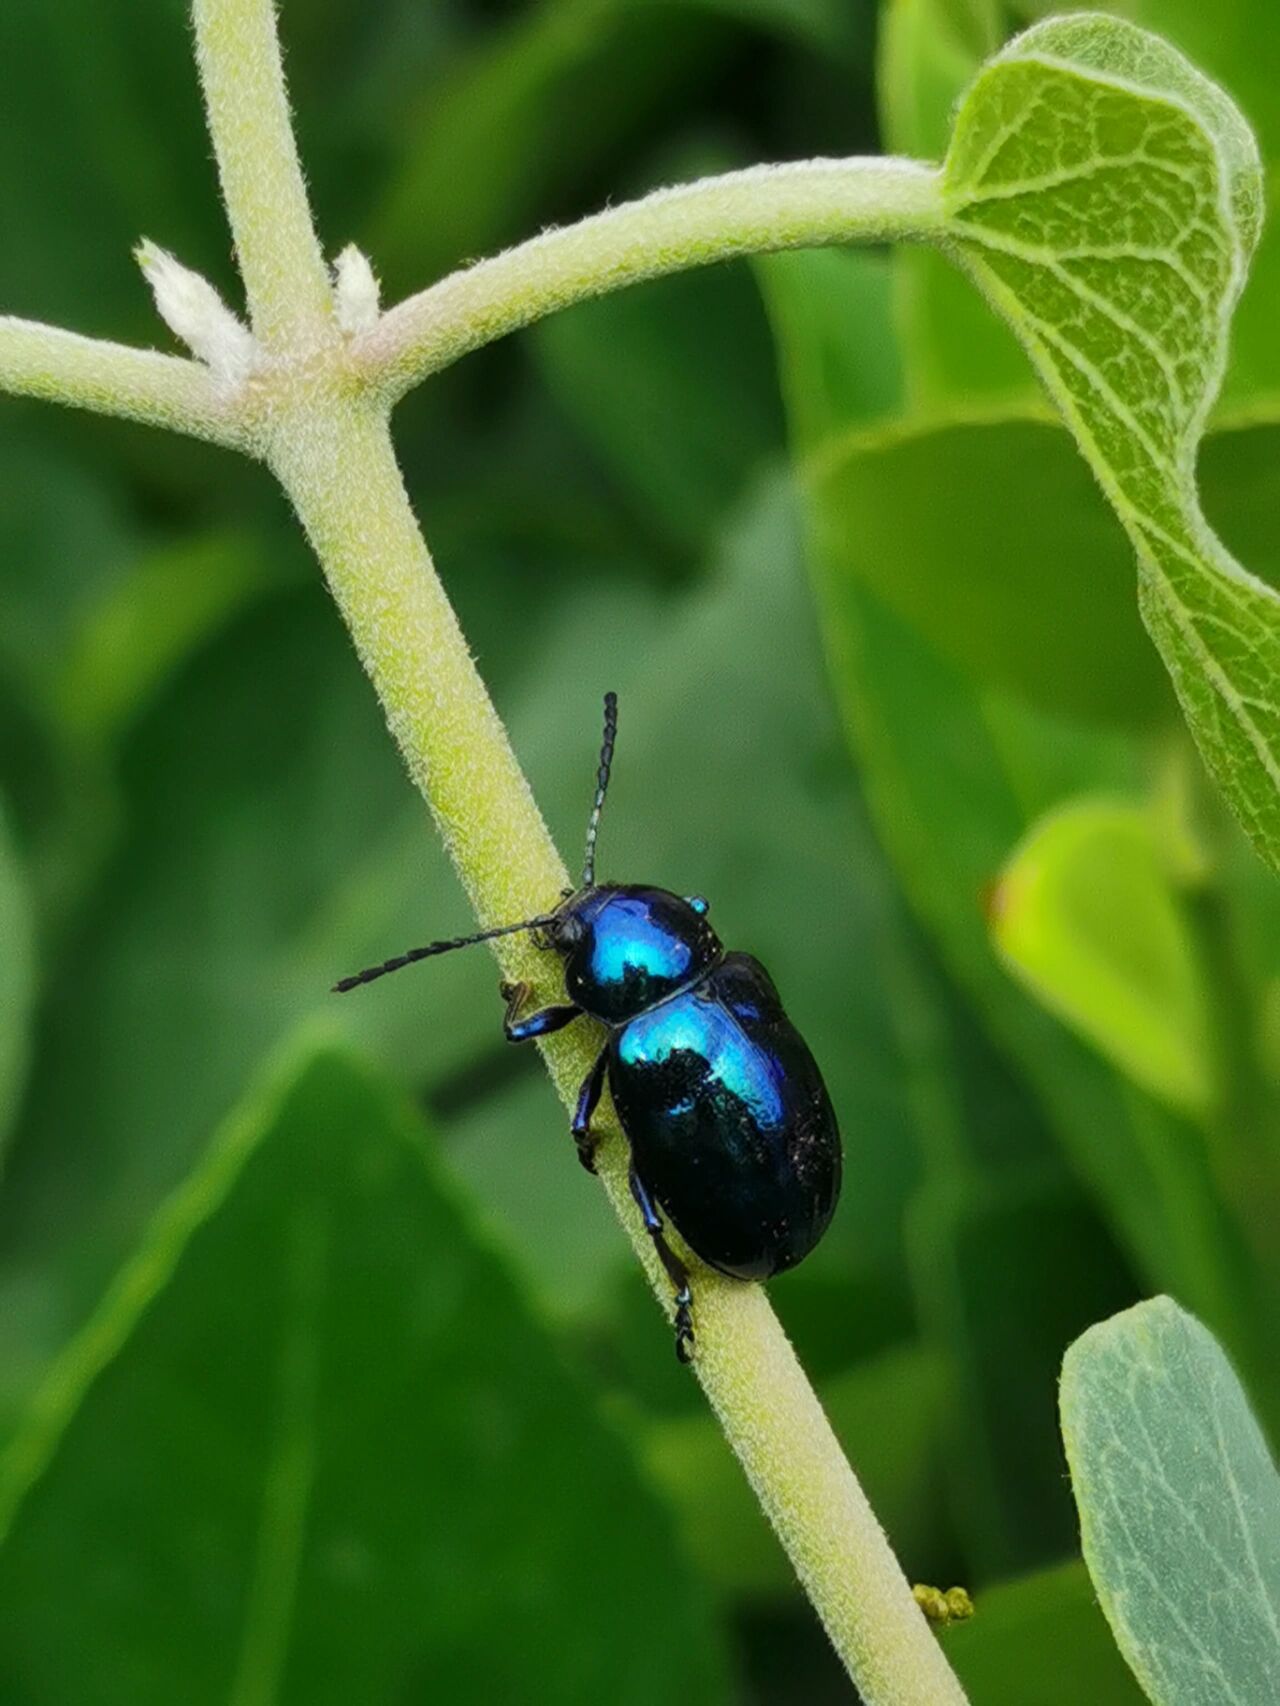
(570, 1046, 609, 1174)
(628, 1166, 695, 1363)
(500, 981, 581, 1044)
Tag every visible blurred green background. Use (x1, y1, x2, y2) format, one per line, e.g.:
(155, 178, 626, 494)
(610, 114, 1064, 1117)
(0, 0, 1277, 1701)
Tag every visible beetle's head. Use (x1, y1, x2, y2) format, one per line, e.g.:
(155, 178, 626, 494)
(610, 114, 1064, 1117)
(545, 884, 721, 1024)
(332, 694, 725, 1014)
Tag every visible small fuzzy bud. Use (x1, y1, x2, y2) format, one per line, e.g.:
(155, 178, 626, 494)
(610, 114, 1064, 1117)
(333, 244, 380, 333)
(135, 240, 255, 383)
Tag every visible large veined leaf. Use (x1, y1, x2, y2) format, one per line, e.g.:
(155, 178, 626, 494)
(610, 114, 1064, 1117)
(881, 0, 1280, 417)
(1119, 0, 1280, 411)
(1061, 1296, 1280, 1704)
(0, 1041, 730, 1705)
(942, 15, 1280, 873)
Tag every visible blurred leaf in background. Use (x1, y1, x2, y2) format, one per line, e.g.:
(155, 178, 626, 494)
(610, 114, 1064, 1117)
(0, 795, 33, 1151)
(990, 799, 1215, 1117)
(947, 1560, 1147, 1706)
(0, 1042, 730, 1704)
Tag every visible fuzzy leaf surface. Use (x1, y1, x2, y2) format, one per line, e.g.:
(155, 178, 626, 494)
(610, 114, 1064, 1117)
(945, 15, 1280, 870)
(1062, 1296, 1280, 1704)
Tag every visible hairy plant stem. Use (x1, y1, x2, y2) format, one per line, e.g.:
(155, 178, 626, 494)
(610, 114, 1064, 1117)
(0, 317, 247, 446)
(0, 0, 969, 1697)
(192, 0, 334, 350)
(358, 157, 943, 396)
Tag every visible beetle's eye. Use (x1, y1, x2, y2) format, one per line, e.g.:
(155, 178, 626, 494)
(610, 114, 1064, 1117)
(555, 914, 584, 947)
(685, 895, 709, 916)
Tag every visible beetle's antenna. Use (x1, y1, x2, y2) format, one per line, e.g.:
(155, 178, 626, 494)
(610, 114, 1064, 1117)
(582, 691, 617, 888)
(333, 914, 557, 993)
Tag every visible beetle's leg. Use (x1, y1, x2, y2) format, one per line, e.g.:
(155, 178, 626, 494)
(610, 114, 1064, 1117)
(500, 981, 581, 1044)
(570, 1047, 609, 1173)
(628, 1166, 695, 1364)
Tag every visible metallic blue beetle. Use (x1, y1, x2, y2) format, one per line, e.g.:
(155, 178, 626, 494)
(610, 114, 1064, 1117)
(335, 695, 842, 1360)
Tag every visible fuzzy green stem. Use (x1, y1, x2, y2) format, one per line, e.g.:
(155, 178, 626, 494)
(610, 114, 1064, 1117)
(359, 157, 943, 399)
(191, 0, 335, 350)
(268, 396, 968, 1705)
(0, 316, 247, 447)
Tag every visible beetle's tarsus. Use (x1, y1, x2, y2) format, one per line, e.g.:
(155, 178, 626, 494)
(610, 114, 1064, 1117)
(501, 981, 581, 1044)
(674, 1291, 695, 1363)
(629, 1165, 697, 1365)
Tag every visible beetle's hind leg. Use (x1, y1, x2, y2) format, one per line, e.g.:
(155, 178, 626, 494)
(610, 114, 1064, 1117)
(499, 981, 581, 1044)
(628, 1166, 695, 1363)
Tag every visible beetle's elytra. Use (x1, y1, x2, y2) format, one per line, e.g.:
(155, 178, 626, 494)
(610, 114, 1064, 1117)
(335, 694, 843, 1361)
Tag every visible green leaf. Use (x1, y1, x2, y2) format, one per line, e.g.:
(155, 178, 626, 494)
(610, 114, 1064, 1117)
(807, 413, 1170, 722)
(910, 1167, 1139, 1577)
(0, 0, 229, 338)
(943, 15, 1280, 872)
(0, 1041, 730, 1704)
(755, 248, 903, 448)
(0, 426, 138, 707)
(947, 1559, 1147, 1705)
(54, 532, 283, 751)
(990, 797, 1215, 1115)
(0, 793, 33, 1153)
(776, 399, 1280, 731)
(1061, 1295, 1280, 1704)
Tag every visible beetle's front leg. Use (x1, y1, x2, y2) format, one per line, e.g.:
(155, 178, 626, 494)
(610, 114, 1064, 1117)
(570, 1047, 609, 1174)
(499, 981, 581, 1044)
(629, 1166, 695, 1363)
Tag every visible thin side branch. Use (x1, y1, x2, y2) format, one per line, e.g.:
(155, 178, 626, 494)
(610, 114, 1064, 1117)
(357, 157, 943, 399)
(0, 317, 250, 449)
(192, 0, 334, 350)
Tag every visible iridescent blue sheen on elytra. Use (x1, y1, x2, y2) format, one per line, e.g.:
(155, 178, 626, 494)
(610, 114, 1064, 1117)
(616, 988, 786, 1131)
(547, 887, 842, 1281)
